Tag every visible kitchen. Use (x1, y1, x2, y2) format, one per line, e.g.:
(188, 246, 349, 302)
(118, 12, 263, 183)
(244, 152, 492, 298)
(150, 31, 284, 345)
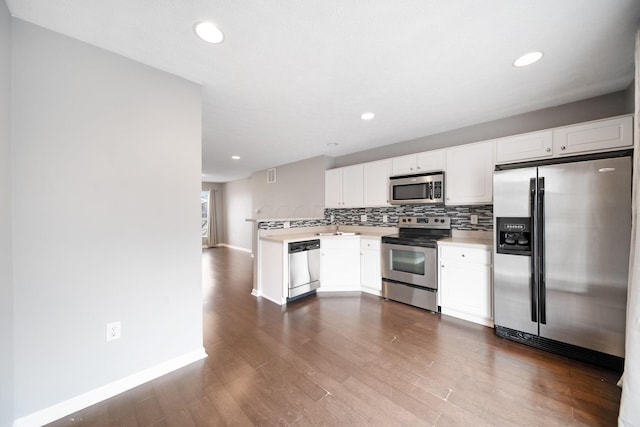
(3, 1, 640, 426)
(255, 113, 632, 365)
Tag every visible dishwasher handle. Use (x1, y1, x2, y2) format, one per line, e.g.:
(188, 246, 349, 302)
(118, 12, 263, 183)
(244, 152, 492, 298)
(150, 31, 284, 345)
(288, 239, 320, 253)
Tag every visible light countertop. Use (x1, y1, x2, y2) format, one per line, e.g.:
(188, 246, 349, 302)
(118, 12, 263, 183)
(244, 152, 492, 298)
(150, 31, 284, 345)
(438, 230, 493, 249)
(260, 225, 398, 243)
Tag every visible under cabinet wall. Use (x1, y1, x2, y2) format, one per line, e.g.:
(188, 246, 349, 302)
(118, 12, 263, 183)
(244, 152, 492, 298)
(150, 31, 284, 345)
(257, 204, 493, 231)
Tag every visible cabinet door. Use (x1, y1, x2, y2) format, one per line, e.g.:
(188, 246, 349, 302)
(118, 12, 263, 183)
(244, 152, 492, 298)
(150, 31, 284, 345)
(320, 238, 361, 291)
(553, 115, 633, 156)
(363, 159, 392, 207)
(360, 238, 381, 294)
(341, 164, 364, 207)
(391, 154, 417, 176)
(495, 131, 553, 164)
(325, 169, 343, 208)
(440, 260, 492, 319)
(416, 149, 445, 172)
(445, 141, 494, 205)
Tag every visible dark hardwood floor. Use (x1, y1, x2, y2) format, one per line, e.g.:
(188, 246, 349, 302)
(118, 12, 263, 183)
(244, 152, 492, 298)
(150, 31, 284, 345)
(47, 247, 621, 426)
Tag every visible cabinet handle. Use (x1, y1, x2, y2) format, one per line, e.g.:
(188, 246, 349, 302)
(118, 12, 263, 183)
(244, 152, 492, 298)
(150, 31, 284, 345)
(561, 145, 566, 151)
(545, 148, 551, 152)
(461, 254, 465, 257)
(417, 166, 421, 170)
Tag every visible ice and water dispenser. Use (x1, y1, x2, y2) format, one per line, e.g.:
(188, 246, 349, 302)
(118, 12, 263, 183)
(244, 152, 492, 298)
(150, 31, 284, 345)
(496, 217, 532, 255)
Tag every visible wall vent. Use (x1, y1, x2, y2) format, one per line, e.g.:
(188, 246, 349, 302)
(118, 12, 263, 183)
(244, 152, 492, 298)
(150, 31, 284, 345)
(267, 168, 277, 184)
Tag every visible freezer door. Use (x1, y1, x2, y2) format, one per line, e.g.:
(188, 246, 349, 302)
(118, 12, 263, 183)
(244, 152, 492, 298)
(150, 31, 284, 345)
(493, 167, 538, 335)
(538, 157, 631, 357)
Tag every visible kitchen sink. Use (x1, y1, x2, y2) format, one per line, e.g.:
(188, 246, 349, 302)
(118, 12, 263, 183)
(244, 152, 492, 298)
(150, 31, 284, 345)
(316, 231, 359, 236)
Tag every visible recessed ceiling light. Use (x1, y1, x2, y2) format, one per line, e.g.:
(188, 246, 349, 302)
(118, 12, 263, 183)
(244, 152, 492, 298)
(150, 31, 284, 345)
(193, 22, 224, 44)
(231, 155, 240, 160)
(513, 51, 543, 67)
(361, 112, 375, 120)
(327, 142, 339, 147)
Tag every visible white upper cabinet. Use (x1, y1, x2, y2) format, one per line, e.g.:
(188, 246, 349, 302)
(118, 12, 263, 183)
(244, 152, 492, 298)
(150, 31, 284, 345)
(553, 115, 633, 156)
(417, 149, 445, 173)
(391, 154, 418, 175)
(391, 149, 445, 176)
(324, 168, 343, 208)
(495, 131, 553, 164)
(325, 115, 631, 209)
(325, 165, 363, 208)
(445, 140, 494, 205)
(363, 159, 392, 206)
(342, 165, 364, 207)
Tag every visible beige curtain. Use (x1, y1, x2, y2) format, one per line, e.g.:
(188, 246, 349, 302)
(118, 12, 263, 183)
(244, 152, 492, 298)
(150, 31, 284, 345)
(619, 29, 640, 427)
(208, 190, 218, 247)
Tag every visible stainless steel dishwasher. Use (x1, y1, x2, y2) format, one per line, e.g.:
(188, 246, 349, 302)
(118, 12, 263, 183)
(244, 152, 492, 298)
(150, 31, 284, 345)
(288, 239, 321, 299)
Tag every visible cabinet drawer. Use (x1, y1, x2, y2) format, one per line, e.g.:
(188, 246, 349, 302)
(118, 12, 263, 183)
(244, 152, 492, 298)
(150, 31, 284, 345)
(440, 246, 491, 264)
(360, 238, 381, 250)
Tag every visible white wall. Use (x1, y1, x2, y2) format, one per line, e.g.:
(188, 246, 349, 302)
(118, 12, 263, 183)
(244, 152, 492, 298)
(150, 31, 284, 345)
(11, 19, 203, 421)
(222, 178, 253, 251)
(252, 155, 332, 220)
(0, 1, 13, 425)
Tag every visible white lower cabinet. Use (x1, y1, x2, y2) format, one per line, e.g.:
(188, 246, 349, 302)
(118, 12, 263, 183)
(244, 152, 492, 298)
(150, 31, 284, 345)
(439, 244, 493, 327)
(320, 237, 361, 291)
(360, 237, 381, 295)
(258, 239, 287, 305)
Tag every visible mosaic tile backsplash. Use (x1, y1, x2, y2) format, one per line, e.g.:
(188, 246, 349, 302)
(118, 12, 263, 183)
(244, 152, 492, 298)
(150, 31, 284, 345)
(258, 204, 493, 231)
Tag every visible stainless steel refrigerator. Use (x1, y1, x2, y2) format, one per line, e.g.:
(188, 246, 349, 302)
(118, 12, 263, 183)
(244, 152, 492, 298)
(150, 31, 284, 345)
(493, 152, 632, 370)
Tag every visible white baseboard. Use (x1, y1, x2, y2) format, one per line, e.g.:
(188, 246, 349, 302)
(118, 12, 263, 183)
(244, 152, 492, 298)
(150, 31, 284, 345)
(14, 347, 207, 427)
(440, 308, 494, 328)
(217, 243, 252, 253)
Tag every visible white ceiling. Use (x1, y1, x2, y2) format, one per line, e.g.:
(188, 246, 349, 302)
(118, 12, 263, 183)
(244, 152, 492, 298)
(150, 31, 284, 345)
(6, 1, 640, 182)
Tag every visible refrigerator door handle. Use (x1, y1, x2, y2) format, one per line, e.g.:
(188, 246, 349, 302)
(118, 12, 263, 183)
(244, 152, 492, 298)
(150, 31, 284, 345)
(529, 178, 538, 323)
(538, 177, 547, 325)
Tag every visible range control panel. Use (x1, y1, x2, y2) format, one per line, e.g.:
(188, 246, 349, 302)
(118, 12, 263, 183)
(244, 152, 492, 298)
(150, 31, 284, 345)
(398, 216, 451, 229)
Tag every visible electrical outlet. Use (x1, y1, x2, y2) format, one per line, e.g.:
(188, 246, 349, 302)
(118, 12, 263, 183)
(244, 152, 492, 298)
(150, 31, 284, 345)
(283, 221, 290, 229)
(106, 321, 121, 342)
(360, 214, 367, 222)
(470, 214, 478, 225)
(382, 214, 388, 223)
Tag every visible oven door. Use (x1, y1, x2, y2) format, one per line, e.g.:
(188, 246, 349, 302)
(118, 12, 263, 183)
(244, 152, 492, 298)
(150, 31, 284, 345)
(381, 243, 437, 289)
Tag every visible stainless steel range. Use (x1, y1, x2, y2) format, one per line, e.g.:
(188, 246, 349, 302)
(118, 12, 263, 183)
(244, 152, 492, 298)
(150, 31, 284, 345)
(381, 216, 451, 312)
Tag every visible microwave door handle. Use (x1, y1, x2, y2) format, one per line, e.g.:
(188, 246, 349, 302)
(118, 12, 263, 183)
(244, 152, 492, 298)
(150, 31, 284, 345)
(427, 182, 433, 200)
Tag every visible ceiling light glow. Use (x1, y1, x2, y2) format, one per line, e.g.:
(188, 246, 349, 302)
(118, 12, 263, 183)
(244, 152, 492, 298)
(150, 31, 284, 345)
(513, 51, 543, 67)
(194, 22, 224, 44)
(361, 112, 375, 120)
(231, 155, 240, 160)
(327, 142, 339, 147)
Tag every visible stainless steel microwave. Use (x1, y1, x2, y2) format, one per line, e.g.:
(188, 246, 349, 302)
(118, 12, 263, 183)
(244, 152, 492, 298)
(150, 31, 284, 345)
(389, 172, 444, 204)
